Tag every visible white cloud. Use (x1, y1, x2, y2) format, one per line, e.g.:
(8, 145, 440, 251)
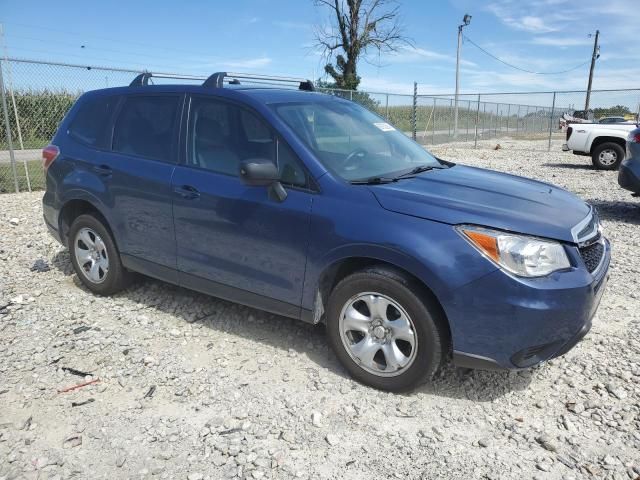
(486, 1, 584, 34)
(531, 36, 592, 47)
(518, 16, 556, 33)
(220, 57, 273, 69)
(388, 45, 477, 67)
(358, 76, 454, 96)
(273, 20, 311, 30)
(486, 4, 560, 33)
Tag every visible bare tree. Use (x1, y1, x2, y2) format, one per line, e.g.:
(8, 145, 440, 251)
(314, 0, 410, 90)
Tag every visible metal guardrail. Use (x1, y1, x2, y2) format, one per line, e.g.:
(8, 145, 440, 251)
(2, 57, 640, 193)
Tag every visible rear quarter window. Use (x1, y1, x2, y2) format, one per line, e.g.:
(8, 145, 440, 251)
(67, 95, 115, 148)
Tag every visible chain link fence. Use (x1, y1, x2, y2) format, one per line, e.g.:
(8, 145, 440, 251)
(2, 57, 640, 193)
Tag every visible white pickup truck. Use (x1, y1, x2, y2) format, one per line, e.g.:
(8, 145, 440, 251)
(562, 122, 636, 170)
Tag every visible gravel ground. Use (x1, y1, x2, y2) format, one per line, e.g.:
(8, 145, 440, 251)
(1, 141, 639, 480)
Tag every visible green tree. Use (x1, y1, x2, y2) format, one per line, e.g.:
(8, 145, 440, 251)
(313, 0, 410, 90)
(593, 105, 632, 118)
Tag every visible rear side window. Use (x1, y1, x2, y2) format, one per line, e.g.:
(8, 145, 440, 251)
(68, 95, 114, 147)
(112, 95, 180, 162)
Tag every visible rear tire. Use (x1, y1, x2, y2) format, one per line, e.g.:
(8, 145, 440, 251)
(68, 214, 131, 295)
(326, 266, 446, 392)
(592, 142, 624, 170)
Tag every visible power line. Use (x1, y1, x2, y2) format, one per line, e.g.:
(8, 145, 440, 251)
(6, 33, 195, 64)
(1, 20, 203, 57)
(7, 46, 190, 73)
(462, 34, 591, 75)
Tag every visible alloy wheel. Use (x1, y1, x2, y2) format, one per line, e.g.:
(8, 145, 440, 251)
(74, 227, 109, 284)
(338, 292, 418, 377)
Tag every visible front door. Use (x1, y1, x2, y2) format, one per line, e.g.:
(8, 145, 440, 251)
(172, 95, 314, 311)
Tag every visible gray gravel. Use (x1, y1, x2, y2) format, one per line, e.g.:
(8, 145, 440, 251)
(1, 142, 639, 480)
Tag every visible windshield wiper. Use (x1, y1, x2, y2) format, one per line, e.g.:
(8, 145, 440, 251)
(393, 165, 443, 180)
(350, 176, 398, 185)
(350, 165, 445, 185)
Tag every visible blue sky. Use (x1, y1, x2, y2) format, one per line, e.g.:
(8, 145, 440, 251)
(1, 0, 638, 95)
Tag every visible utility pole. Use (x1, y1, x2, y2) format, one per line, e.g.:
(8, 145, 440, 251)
(454, 14, 471, 139)
(584, 30, 600, 112)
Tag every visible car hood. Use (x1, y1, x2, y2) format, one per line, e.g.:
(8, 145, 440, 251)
(369, 165, 590, 243)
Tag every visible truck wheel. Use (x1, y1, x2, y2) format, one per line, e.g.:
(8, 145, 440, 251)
(326, 266, 447, 392)
(592, 142, 625, 170)
(68, 214, 132, 295)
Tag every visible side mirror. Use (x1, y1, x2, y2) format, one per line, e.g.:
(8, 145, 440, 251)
(239, 158, 287, 202)
(239, 158, 279, 186)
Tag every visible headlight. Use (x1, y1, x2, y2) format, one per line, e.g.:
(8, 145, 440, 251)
(457, 226, 571, 277)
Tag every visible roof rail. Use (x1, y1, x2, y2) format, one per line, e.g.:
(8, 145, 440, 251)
(203, 72, 315, 91)
(128, 71, 315, 91)
(129, 72, 207, 86)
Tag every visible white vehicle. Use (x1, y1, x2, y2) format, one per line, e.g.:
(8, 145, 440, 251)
(562, 122, 637, 170)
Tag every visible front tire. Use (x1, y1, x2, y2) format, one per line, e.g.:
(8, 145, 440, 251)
(592, 142, 624, 170)
(326, 266, 446, 391)
(68, 214, 131, 295)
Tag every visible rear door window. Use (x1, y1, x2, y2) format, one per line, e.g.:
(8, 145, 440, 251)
(68, 95, 115, 148)
(112, 95, 180, 162)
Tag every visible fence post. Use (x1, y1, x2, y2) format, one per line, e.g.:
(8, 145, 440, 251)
(448, 98, 453, 138)
(0, 58, 19, 193)
(506, 104, 511, 132)
(412, 82, 417, 141)
(349, 90, 353, 101)
(466, 100, 471, 140)
(431, 97, 436, 145)
(474, 94, 481, 148)
(482, 102, 486, 138)
(385, 94, 389, 120)
(516, 105, 520, 134)
(6, 71, 24, 151)
(5, 60, 30, 192)
(548, 92, 556, 152)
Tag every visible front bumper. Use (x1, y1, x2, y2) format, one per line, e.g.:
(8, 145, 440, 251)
(448, 239, 610, 370)
(618, 158, 640, 194)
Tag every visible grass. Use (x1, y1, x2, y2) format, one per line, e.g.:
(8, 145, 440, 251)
(0, 138, 49, 150)
(0, 159, 45, 193)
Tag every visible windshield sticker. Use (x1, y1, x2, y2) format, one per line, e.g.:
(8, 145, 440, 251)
(374, 122, 395, 132)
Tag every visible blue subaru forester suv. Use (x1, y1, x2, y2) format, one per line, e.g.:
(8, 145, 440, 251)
(42, 72, 610, 391)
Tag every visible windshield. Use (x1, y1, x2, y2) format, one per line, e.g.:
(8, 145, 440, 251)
(272, 100, 442, 182)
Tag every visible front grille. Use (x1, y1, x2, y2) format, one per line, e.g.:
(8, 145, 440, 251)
(579, 240, 605, 273)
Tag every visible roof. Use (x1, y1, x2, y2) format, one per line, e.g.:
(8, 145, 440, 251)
(85, 84, 342, 105)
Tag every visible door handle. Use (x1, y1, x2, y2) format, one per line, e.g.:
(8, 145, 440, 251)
(92, 164, 112, 176)
(173, 185, 200, 200)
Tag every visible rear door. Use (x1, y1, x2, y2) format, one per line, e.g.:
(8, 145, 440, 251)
(171, 95, 314, 311)
(104, 93, 183, 275)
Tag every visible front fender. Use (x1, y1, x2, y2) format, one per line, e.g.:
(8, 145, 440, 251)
(301, 191, 498, 312)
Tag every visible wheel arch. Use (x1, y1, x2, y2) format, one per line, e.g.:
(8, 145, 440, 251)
(589, 135, 626, 153)
(59, 196, 116, 248)
(312, 255, 452, 354)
